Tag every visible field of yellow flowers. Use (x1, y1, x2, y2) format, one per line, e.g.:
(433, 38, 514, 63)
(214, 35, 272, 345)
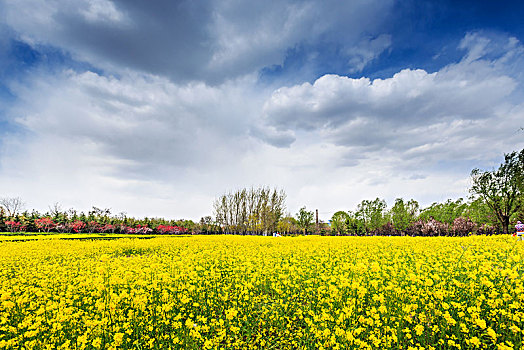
(1, 235, 523, 349)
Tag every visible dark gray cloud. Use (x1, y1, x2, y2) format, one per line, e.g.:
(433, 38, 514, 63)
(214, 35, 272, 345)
(56, 1, 214, 81)
(1, 0, 394, 83)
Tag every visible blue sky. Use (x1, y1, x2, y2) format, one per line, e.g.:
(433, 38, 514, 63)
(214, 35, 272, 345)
(0, 0, 523, 220)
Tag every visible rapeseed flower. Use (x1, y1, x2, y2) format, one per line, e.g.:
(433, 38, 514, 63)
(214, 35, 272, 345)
(0, 235, 523, 349)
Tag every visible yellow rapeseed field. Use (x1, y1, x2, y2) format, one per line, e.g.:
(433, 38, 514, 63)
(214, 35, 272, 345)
(0, 235, 523, 349)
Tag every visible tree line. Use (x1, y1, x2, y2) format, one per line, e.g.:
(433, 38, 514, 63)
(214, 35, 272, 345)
(0, 203, 199, 234)
(328, 148, 524, 236)
(327, 197, 494, 236)
(1, 148, 522, 236)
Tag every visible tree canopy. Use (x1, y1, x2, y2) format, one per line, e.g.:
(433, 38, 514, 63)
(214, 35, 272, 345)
(470, 149, 524, 234)
(296, 207, 314, 235)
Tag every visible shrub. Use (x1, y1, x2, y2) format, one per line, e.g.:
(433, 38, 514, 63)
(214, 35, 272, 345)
(86, 221, 100, 233)
(70, 221, 86, 233)
(100, 224, 116, 233)
(476, 223, 497, 235)
(421, 219, 450, 236)
(372, 222, 400, 236)
(405, 220, 425, 236)
(125, 225, 153, 234)
(451, 217, 477, 236)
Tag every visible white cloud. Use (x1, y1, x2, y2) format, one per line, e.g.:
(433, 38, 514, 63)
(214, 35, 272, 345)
(81, 0, 126, 24)
(259, 34, 524, 171)
(347, 34, 392, 73)
(0, 69, 272, 218)
(9, 70, 266, 175)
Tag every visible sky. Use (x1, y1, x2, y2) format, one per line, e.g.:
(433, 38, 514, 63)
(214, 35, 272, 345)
(1, 0, 524, 221)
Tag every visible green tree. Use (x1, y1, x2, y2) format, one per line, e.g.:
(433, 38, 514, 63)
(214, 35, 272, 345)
(346, 211, 366, 235)
(390, 198, 419, 231)
(296, 207, 314, 235)
(330, 211, 350, 235)
(419, 199, 467, 224)
(464, 198, 498, 227)
(277, 215, 298, 234)
(470, 149, 524, 234)
(356, 198, 389, 234)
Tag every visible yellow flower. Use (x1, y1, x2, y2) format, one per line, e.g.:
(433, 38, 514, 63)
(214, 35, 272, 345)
(91, 338, 101, 349)
(0, 234, 521, 349)
(113, 332, 124, 346)
(487, 327, 497, 341)
(475, 318, 486, 329)
(225, 307, 238, 320)
(443, 312, 456, 326)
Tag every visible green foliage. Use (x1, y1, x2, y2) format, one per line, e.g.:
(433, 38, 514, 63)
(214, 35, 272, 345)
(356, 198, 389, 234)
(419, 198, 467, 224)
(470, 148, 524, 234)
(390, 198, 419, 231)
(330, 211, 350, 235)
(277, 215, 298, 234)
(346, 211, 367, 236)
(464, 198, 498, 227)
(198, 216, 221, 234)
(296, 207, 314, 234)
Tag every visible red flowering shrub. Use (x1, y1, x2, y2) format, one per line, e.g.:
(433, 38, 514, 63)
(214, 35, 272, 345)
(86, 221, 100, 233)
(156, 225, 188, 234)
(56, 221, 86, 233)
(70, 221, 86, 233)
(35, 217, 55, 233)
(100, 224, 116, 233)
(5, 221, 25, 233)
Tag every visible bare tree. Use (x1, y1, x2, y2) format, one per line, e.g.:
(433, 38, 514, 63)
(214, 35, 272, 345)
(0, 197, 25, 217)
(214, 187, 286, 235)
